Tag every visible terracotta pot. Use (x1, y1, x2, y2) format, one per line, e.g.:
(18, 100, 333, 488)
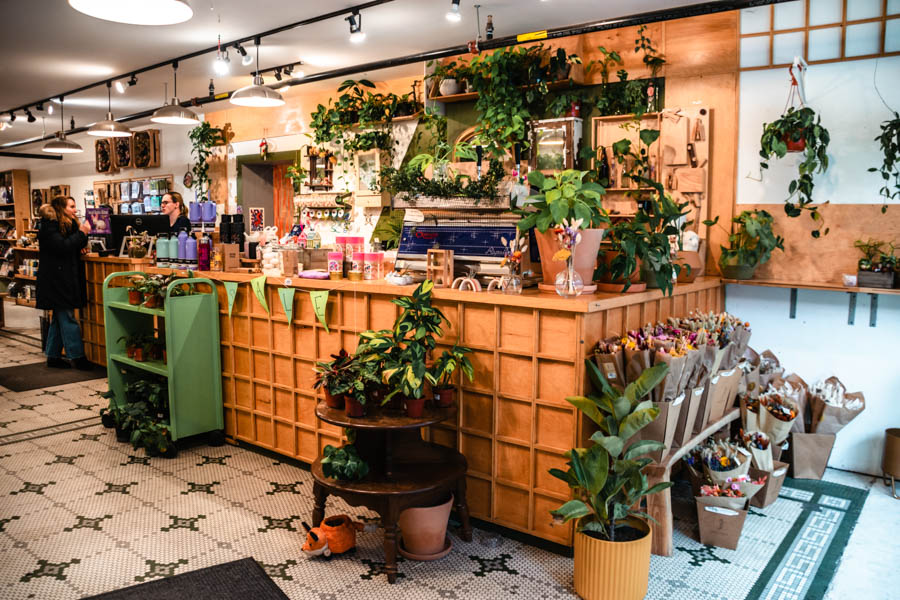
(434, 387, 455, 408)
(783, 133, 806, 153)
(535, 228, 605, 289)
(324, 390, 345, 410)
(133, 347, 144, 362)
(128, 290, 143, 305)
(596, 250, 641, 284)
(126, 345, 135, 359)
(345, 395, 365, 418)
(143, 294, 161, 308)
(398, 494, 454, 557)
(573, 518, 651, 600)
(405, 396, 426, 418)
(162, 349, 167, 364)
(676, 251, 703, 283)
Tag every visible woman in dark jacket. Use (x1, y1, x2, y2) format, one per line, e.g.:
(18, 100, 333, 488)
(161, 191, 192, 234)
(37, 196, 92, 370)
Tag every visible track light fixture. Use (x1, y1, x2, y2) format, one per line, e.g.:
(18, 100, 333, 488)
(88, 81, 132, 137)
(234, 43, 254, 67)
(151, 61, 200, 125)
(25, 109, 36, 123)
(115, 80, 125, 94)
(230, 38, 285, 108)
(274, 67, 283, 81)
(8, 112, 15, 123)
(214, 34, 231, 76)
(346, 11, 365, 43)
(43, 97, 83, 154)
(446, 0, 461, 22)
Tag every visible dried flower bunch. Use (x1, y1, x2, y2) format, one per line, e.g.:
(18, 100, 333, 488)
(552, 218, 583, 262)
(499, 234, 528, 272)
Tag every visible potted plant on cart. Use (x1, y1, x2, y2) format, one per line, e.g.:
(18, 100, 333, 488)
(704, 209, 784, 280)
(549, 361, 672, 600)
(515, 169, 610, 290)
(127, 276, 144, 305)
(314, 350, 354, 410)
(139, 276, 164, 308)
(427, 344, 474, 408)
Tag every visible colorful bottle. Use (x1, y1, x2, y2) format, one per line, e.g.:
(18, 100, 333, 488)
(177, 230, 188, 266)
(156, 234, 170, 268)
(185, 234, 198, 271)
(198, 233, 211, 271)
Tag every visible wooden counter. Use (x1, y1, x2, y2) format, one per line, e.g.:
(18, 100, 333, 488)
(85, 255, 724, 545)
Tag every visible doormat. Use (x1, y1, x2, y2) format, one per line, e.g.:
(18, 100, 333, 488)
(82, 558, 289, 600)
(651, 476, 868, 600)
(0, 360, 106, 391)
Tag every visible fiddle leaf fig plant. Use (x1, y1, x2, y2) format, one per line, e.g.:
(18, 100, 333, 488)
(704, 209, 784, 270)
(759, 106, 831, 236)
(549, 360, 672, 541)
(868, 112, 900, 213)
(515, 169, 610, 233)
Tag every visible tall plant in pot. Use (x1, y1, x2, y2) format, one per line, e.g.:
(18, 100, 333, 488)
(704, 209, 784, 280)
(426, 344, 474, 408)
(550, 362, 672, 600)
(515, 169, 609, 291)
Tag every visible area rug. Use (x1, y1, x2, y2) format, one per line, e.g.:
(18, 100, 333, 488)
(82, 558, 288, 599)
(0, 360, 106, 391)
(0, 421, 868, 600)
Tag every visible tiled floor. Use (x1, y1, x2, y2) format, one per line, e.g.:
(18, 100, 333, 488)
(0, 313, 897, 599)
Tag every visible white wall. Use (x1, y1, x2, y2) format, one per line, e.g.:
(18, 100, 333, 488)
(726, 285, 900, 475)
(737, 56, 900, 207)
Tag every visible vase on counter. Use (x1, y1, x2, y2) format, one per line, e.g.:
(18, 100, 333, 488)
(555, 254, 584, 298)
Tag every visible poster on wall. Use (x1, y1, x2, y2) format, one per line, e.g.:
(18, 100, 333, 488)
(250, 207, 265, 231)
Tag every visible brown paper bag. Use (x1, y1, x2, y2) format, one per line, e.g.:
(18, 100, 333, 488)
(676, 347, 702, 398)
(782, 374, 810, 433)
(759, 397, 798, 445)
(746, 435, 774, 472)
(696, 494, 749, 512)
(653, 351, 686, 402)
(695, 501, 748, 550)
(594, 348, 626, 390)
(720, 341, 741, 371)
(692, 380, 714, 434)
(624, 347, 653, 385)
(685, 462, 706, 497)
(749, 461, 789, 508)
(739, 396, 760, 432)
(737, 479, 765, 502)
(790, 433, 835, 479)
(674, 386, 703, 448)
(809, 379, 866, 435)
(637, 394, 685, 462)
(705, 368, 742, 423)
(758, 350, 784, 389)
(732, 324, 752, 359)
(704, 454, 750, 486)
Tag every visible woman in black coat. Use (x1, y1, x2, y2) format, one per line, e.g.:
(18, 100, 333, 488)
(37, 196, 92, 370)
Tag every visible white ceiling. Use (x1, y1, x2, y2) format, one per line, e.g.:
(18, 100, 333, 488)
(0, 0, 702, 149)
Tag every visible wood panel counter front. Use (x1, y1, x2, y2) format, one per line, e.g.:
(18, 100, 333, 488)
(89, 264, 722, 546)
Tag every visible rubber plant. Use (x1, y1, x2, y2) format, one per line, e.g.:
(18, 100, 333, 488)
(549, 360, 672, 541)
(704, 209, 784, 274)
(759, 106, 831, 236)
(188, 121, 225, 202)
(868, 112, 900, 213)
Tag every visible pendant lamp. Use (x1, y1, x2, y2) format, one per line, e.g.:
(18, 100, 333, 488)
(230, 38, 285, 108)
(151, 62, 200, 125)
(43, 97, 84, 154)
(68, 0, 193, 26)
(87, 82, 132, 137)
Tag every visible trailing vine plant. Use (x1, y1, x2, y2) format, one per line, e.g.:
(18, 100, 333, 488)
(869, 112, 900, 213)
(188, 121, 225, 201)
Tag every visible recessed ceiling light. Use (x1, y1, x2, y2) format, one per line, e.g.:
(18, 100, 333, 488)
(68, 0, 193, 26)
(446, 0, 461, 22)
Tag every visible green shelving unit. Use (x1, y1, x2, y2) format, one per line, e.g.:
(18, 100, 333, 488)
(103, 271, 224, 443)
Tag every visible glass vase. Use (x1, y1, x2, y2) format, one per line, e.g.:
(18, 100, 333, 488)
(503, 267, 523, 295)
(555, 255, 584, 297)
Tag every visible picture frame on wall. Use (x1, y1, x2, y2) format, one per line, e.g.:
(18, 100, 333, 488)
(249, 207, 265, 231)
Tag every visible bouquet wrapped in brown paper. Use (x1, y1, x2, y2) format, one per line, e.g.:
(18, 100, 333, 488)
(592, 338, 626, 390)
(759, 391, 798, 445)
(698, 439, 751, 486)
(737, 348, 761, 400)
(653, 346, 687, 402)
(622, 332, 653, 384)
(758, 350, 784, 389)
(769, 374, 810, 433)
(740, 429, 773, 472)
(808, 377, 866, 435)
(739, 394, 760, 431)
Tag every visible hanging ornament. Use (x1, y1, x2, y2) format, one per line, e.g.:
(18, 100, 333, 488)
(259, 137, 269, 160)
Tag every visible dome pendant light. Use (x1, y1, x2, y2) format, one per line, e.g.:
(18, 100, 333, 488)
(151, 62, 200, 125)
(68, 0, 193, 26)
(87, 81, 132, 137)
(230, 38, 285, 108)
(42, 97, 84, 154)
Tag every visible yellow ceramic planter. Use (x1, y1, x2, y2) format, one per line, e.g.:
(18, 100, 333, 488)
(573, 518, 651, 600)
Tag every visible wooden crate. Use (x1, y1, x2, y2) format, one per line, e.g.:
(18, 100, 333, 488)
(95, 139, 116, 174)
(112, 136, 133, 170)
(133, 129, 161, 169)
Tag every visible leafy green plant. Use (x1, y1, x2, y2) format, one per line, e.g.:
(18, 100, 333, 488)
(759, 106, 831, 236)
(868, 112, 900, 213)
(378, 158, 506, 203)
(515, 170, 610, 233)
(313, 350, 354, 397)
(549, 360, 672, 541)
(286, 162, 308, 194)
(704, 209, 784, 270)
(854, 238, 896, 272)
(321, 444, 370, 481)
(635, 25, 666, 78)
(427, 344, 474, 391)
(188, 121, 225, 201)
(596, 46, 623, 85)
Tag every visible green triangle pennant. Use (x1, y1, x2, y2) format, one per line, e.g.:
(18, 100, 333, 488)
(250, 275, 269, 314)
(309, 290, 330, 333)
(223, 281, 239, 317)
(277, 287, 296, 323)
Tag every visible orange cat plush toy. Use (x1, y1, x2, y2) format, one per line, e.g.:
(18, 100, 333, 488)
(301, 515, 374, 558)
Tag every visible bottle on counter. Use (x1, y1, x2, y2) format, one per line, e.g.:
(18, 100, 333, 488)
(177, 230, 188, 268)
(156, 234, 171, 268)
(198, 232, 211, 271)
(185, 234, 198, 271)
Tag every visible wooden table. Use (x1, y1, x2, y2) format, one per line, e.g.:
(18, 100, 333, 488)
(311, 403, 473, 583)
(644, 408, 740, 556)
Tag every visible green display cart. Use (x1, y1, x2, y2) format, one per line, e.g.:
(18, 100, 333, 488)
(102, 271, 224, 444)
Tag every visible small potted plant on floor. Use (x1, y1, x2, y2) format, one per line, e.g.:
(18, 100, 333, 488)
(704, 209, 784, 280)
(549, 361, 672, 600)
(427, 344, 474, 408)
(314, 350, 353, 410)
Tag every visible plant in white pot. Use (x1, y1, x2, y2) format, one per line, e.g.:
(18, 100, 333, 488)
(515, 169, 609, 293)
(549, 362, 672, 600)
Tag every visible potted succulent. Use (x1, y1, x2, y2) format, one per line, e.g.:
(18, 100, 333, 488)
(515, 169, 610, 289)
(550, 361, 672, 600)
(426, 344, 474, 408)
(704, 209, 784, 280)
(759, 106, 831, 236)
(314, 350, 353, 410)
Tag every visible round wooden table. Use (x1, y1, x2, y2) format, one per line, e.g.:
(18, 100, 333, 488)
(311, 402, 473, 583)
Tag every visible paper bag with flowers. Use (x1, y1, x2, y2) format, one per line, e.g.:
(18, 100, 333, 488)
(593, 338, 626, 391)
(758, 350, 785, 389)
(739, 394, 760, 432)
(758, 390, 798, 445)
(622, 330, 653, 385)
(808, 377, 866, 435)
(769, 374, 810, 433)
(740, 429, 773, 472)
(700, 439, 751, 486)
(737, 347, 761, 400)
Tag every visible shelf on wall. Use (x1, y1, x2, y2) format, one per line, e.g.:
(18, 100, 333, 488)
(15, 298, 36, 308)
(12, 247, 38, 253)
(722, 278, 899, 327)
(429, 79, 580, 104)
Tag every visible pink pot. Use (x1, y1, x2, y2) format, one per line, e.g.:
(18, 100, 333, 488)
(398, 494, 454, 556)
(535, 228, 606, 287)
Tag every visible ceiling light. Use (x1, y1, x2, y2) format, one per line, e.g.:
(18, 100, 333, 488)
(235, 43, 254, 67)
(114, 80, 125, 93)
(213, 35, 230, 76)
(347, 11, 366, 43)
(47, 104, 54, 115)
(43, 97, 83, 154)
(230, 38, 285, 108)
(276, 85, 290, 93)
(285, 63, 305, 79)
(26, 109, 36, 123)
(446, 0, 461, 22)
(151, 62, 200, 125)
(0, 122, 10, 132)
(8, 112, 15, 123)
(274, 68, 283, 81)
(88, 81, 132, 137)
(68, 0, 193, 26)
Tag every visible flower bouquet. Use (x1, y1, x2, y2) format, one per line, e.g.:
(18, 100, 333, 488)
(758, 390, 798, 445)
(699, 439, 751, 486)
(808, 376, 866, 435)
(740, 429, 773, 471)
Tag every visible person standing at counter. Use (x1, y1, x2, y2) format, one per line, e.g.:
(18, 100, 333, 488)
(161, 191, 192, 234)
(36, 196, 93, 370)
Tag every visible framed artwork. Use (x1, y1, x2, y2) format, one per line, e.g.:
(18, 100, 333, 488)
(249, 207, 265, 231)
